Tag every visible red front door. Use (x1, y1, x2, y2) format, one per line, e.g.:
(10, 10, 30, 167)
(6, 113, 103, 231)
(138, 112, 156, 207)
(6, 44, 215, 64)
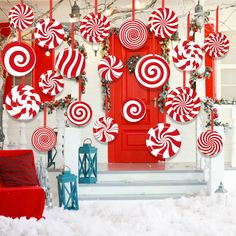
(108, 33, 166, 163)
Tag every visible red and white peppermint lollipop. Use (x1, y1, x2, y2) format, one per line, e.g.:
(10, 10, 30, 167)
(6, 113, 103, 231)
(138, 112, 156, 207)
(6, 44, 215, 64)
(165, 87, 201, 122)
(67, 101, 92, 126)
(122, 98, 146, 123)
(148, 7, 178, 39)
(172, 41, 203, 71)
(39, 70, 64, 96)
(34, 18, 64, 49)
(135, 54, 170, 88)
(32, 127, 57, 152)
(119, 20, 148, 50)
(9, 4, 34, 30)
(203, 32, 230, 58)
(5, 85, 41, 120)
(146, 123, 181, 160)
(98, 55, 123, 82)
(80, 12, 110, 43)
(1, 42, 36, 77)
(93, 116, 119, 143)
(55, 48, 85, 78)
(197, 130, 223, 157)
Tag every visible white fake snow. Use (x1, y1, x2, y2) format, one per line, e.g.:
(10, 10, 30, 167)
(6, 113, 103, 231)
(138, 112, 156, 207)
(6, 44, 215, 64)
(1, 194, 236, 236)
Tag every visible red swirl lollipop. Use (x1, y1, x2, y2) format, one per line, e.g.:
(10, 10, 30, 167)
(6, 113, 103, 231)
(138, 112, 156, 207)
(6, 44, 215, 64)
(165, 87, 201, 122)
(93, 116, 119, 143)
(148, 7, 178, 39)
(9, 3, 34, 30)
(135, 54, 170, 88)
(32, 127, 57, 152)
(146, 123, 181, 160)
(1, 42, 36, 77)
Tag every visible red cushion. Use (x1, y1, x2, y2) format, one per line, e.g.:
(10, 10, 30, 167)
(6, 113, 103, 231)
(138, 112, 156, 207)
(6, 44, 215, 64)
(0, 150, 39, 187)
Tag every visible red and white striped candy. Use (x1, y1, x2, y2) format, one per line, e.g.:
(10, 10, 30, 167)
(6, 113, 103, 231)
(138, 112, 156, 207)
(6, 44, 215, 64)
(80, 12, 110, 43)
(122, 98, 146, 123)
(55, 48, 85, 78)
(5, 85, 41, 120)
(67, 101, 92, 126)
(98, 55, 123, 82)
(34, 18, 64, 49)
(39, 70, 64, 96)
(135, 54, 170, 88)
(148, 7, 178, 39)
(93, 116, 119, 143)
(203, 32, 230, 58)
(146, 123, 181, 160)
(1, 42, 36, 77)
(9, 4, 34, 30)
(119, 20, 148, 50)
(172, 41, 203, 71)
(197, 130, 223, 157)
(32, 127, 57, 152)
(165, 87, 201, 122)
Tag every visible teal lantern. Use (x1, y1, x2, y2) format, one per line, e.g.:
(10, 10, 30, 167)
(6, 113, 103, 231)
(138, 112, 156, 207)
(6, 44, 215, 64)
(78, 138, 97, 184)
(57, 168, 79, 210)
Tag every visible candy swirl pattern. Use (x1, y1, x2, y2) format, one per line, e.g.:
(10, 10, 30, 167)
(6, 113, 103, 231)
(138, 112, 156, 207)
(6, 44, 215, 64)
(203, 32, 230, 58)
(1, 42, 36, 77)
(32, 127, 57, 152)
(148, 7, 178, 39)
(93, 116, 119, 143)
(8, 4, 34, 30)
(119, 20, 148, 50)
(55, 48, 85, 78)
(39, 70, 64, 96)
(197, 130, 223, 157)
(5, 85, 41, 120)
(172, 41, 203, 71)
(67, 101, 92, 126)
(98, 55, 123, 81)
(146, 123, 181, 160)
(122, 98, 146, 123)
(34, 18, 65, 49)
(135, 54, 170, 88)
(80, 12, 110, 43)
(165, 87, 201, 122)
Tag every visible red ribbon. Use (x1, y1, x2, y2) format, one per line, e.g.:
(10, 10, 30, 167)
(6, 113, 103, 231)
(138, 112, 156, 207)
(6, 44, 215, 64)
(132, 0, 135, 21)
(71, 23, 75, 49)
(50, 0, 53, 20)
(95, 0, 98, 14)
(162, 0, 165, 8)
(216, 6, 219, 33)
(183, 71, 186, 88)
(211, 110, 214, 131)
(44, 105, 47, 128)
(78, 79, 82, 101)
(187, 12, 190, 40)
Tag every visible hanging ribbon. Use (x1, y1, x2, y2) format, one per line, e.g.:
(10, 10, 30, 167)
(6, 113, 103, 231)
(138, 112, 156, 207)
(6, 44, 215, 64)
(95, 0, 98, 14)
(44, 105, 47, 128)
(50, 0, 53, 20)
(211, 110, 214, 131)
(162, 0, 165, 8)
(132, 0, 135, 21)
(216, 6, 219, 33)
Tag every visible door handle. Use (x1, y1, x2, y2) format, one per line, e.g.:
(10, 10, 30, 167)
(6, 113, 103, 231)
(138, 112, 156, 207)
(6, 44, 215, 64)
(152, 97, 157, 108)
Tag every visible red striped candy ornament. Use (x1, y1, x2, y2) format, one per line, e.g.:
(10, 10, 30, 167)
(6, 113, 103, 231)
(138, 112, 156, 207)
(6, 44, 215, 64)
(93, 116, 119, 143)
(34, 18, 65, 49)
(1, 42, 36, 77)
(148, 7, 178, 39)
(165, 87, 201, 122)
(197, 130, 223, 157)
(32, 127, 57, 152)
(80, 12, 110, 43)
(119, 19, 148, 50)
(98, 55, 123, 82)
(55, 48, 85, 78)
(122, 98, 146, 123)
(135, 54, 170, 88)
(146, 123, 181, 160)
(67, 101, 92, 126)
(9, 4, 34, 30)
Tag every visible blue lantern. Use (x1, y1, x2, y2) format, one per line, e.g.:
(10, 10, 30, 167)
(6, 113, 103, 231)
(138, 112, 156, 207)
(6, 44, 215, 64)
(57, 169, 79, 210)
(78, 138, 97, 184)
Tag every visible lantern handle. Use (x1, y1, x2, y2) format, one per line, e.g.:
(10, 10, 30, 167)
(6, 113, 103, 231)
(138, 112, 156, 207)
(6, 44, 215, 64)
(63, 165, 71, 173)
(83, 138, 92, 145)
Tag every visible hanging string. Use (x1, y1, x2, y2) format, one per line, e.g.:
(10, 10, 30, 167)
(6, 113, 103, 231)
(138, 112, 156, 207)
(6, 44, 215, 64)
(71, 23, 75, 49)
(50, 0, 53, 20)
(162, 0, 165, 8)
(132, 0, 135, 21)
(95, 0, 98, 14)
(187, 12, 190, 41)
(216, 6, 219, 33)
(44, 105, 47, 128)
(211, 110, 214, 131)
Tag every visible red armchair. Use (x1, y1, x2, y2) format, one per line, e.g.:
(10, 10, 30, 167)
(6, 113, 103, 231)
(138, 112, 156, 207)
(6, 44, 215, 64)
(0, 150, 45, 219)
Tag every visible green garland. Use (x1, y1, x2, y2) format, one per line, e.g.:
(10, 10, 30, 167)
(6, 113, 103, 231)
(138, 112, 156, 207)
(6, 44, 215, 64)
(157, 83, 170, 113)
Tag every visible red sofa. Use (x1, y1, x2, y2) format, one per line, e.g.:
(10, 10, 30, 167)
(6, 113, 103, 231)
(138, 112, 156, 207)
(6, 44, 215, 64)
(0, 150, 45, 219)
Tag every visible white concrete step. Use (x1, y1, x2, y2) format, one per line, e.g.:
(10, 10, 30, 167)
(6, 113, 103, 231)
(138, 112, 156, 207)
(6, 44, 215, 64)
(98, 169, 204, 182)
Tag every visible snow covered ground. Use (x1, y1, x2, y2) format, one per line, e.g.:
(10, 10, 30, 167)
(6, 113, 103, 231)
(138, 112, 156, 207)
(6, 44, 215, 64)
(1, 194, 236, 236)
